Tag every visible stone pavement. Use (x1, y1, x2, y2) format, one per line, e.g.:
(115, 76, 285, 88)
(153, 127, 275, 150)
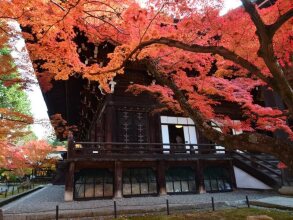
(0, 185, 281, 219)
(251, 196, 293, 210)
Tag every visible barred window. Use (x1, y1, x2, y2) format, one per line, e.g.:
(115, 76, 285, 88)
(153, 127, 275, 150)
(204, 166, 232, 192)
(166, 167, 196, 194)
(74, 169, 113, 199)
(123, 168, 157, 196)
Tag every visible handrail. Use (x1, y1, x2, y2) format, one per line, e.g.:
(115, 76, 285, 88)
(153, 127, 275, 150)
(233, 150, 279, 170)
(68, 142, 229, 158)
(232, 151, 281, 177)
(74, 142, 218, 146)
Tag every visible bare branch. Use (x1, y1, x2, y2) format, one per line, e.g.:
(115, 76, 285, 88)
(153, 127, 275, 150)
(40, 0, 81, 39)
(140, 3, 165, 43)
(83, 11, 127, 35)
(83, 0, 122, 16)
(49, 0, 66, 11)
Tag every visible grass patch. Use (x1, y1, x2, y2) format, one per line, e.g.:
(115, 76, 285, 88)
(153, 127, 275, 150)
(117, 208, 293, 220)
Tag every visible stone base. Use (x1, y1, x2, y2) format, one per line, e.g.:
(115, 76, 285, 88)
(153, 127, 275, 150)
(278, 186, 293, 196)
(64, 190, 73, 201)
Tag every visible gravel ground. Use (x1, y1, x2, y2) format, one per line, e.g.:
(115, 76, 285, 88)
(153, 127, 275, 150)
(1, 185, 278, 215)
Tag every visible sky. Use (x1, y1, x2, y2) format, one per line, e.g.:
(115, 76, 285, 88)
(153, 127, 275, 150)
(220, 0, 242, 15)
(138, 0, 242, 15)
(8, 0, 242, 140)
(8, 21, 54, 140)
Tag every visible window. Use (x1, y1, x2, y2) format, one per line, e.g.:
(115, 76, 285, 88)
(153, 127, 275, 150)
(123, 168, 157, 196)
(166, 167, 196, 194)
(204, 166, 232, 192)
(74, 169, 113, 199)
(117, 110, 148, 143)
(160, 116, 197, 154)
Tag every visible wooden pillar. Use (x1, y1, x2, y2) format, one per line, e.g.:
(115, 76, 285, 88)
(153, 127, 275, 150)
(228, 160, 237, 189)
(157, 161, 166, 195)
(64, 162, 75, 201)
(105, 101, 115, 153)
(67, 131, 74, 159)
(197, 160, 206, 193)
(0, 208, 3, 220)
(105, 106, 114, 142)
(105, 95, 116, 143)
(114, 161, 123, 198)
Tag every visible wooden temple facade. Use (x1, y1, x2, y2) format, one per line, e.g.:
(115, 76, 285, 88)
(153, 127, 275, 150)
(58, 68, 288, 201)
(62, 71, 237, 201)
(44, 44, 286, 202)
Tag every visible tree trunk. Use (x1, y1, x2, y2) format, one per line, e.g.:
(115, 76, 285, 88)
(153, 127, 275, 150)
(146, 60, 293, 171)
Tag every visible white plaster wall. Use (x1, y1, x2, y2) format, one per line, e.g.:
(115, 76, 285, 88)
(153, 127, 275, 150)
(233, 166, 272, 190)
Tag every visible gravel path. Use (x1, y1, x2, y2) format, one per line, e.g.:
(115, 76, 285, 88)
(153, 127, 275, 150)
(1, 185, 278, 215)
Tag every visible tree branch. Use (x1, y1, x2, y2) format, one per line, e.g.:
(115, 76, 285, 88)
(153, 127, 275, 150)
(140, 3, 165, 44)
(0, 116, 32, 125)
(96, 37, 275, 91)
(40, 0, 81, 39)
(83, 11, 127, 35)
(240, 0, 293, 115)
(268, 8, 293, 36)
(49, 0, 66, 11)
(144, 59, 293, 170)
(240, 0, 269, 39)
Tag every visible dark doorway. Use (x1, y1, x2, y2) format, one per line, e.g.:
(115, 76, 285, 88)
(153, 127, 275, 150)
(168, 124, 185, 153)
(168, 125, 185, 143)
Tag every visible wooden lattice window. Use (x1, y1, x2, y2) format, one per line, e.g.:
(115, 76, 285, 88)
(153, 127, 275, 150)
(74, 169, 113, 199)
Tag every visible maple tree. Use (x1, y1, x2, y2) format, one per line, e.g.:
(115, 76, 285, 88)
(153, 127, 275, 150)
(0, 21, 34, 172)
(20, 140, 56, 169)
(0, 1, 292, 168)
(0, 140, 55, 177)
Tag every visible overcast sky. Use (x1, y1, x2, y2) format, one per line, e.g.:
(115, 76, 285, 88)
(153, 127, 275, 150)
(8, 21, 54, 140)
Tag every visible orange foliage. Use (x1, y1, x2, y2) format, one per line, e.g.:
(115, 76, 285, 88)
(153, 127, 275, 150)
(0, 108, 33, 142)
(20, 140, 55, 169)
(50, 114, 78, 139)
(0, 1, 292, 143)
(0, 140, 55, 175)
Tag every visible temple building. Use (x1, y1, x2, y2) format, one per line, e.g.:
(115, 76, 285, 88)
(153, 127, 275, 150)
(47, 61, 289, 201)
(27, 0, 291, 201)
(44, 36, 288, 200)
